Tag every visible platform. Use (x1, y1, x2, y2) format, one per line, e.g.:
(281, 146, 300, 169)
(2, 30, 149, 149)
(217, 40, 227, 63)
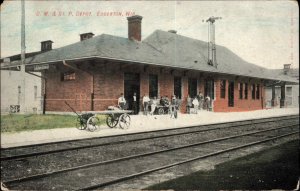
(1, 108, 299, 148)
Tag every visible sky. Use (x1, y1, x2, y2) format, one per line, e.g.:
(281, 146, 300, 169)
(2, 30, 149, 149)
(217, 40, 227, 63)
(0, 0, 299, 69)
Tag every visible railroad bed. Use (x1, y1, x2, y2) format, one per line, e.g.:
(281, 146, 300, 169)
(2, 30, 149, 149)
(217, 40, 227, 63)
(1, 115, 299, 190)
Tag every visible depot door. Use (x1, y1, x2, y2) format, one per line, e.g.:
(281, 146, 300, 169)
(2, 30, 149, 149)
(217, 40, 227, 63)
(228, 81, 234, 107)
(124, 73, 140, 111)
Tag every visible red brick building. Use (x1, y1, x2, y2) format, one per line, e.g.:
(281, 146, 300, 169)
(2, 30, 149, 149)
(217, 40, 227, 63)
(1, 15, 297, 113)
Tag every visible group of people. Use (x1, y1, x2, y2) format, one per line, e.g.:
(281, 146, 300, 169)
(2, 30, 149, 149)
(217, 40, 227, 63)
(142, 94, 179, 117)
(186, 92, 211, 114)
(118, 92, 139, 115)
(118, 91, 211, 115)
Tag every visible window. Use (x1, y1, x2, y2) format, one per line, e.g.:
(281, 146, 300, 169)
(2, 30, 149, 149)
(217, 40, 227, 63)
(256, 84, 260, 99)
(61, 71, 76, 81)
(188, 78, 197, 98)
(244, 83, 248, 99)
(149, 74, 158, 98)
(252, 84, 255, 99)
(286, 87, 292, 96)
(174, 77, 182, 99)
(220, 80, 226, 99)
(239, 83, 243, 99)
(228, 81, 234, 107)
(204, 79, 214, 99)
(34, 86, 37, 100)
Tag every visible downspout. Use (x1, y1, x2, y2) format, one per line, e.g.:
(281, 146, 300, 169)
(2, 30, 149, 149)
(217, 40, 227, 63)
(63, 60, 94, 111)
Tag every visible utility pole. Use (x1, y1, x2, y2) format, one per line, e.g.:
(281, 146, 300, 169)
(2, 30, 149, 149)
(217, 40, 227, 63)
(206, 16, 222, 68)
(20, 0, 26, 113)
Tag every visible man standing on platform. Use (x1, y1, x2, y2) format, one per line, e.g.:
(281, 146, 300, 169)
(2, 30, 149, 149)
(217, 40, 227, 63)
(197, 91, 204, 110)
(142, 94, 150, 115)
(118, 93, 126, 110)
(132, 92, 138, 114)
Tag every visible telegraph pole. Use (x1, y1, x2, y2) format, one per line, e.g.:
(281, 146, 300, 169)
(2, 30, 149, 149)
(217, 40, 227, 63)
(206, 16, 222, 68)
(20, 0, 26, 113)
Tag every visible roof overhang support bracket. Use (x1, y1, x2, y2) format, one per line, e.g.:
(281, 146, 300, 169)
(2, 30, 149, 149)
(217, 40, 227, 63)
(160, 68, 164, 74)
(170, 69, 175, 75)
(26, 71, 47, 79)
(144, 65, 149, 73)
(183, 70, 188, 76)
(199, 73, 203, 79)
(265, 80, 282, 87)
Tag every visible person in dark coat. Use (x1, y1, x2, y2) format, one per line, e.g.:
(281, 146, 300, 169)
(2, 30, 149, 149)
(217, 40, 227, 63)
(132, 92, 138, 114)
(186, 94, 192, 114)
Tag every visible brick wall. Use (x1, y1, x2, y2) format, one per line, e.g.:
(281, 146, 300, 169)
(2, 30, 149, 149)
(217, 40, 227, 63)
(45, 61, 266, 113)
(214, 78, 265, 112)
(45, 63, 92, 112)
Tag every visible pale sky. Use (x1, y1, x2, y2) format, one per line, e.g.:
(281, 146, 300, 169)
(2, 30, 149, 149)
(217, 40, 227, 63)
(1, 0, 299, 69)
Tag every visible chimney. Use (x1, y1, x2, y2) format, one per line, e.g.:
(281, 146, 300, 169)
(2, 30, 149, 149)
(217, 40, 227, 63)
(168, 30, 177, 34)
(283, 64, 291, 75)
(41, 40, 53, 52)
(127, 15, 143, 41)
(80, 32, 94, 41)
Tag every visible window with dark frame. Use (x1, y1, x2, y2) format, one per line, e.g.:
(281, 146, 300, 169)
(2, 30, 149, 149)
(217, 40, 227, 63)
(256, 84, 260, 99)
(252, 84, 255, 99)
(220, 80, 226, 99)
(244, 83, 248, 99)
(149, 74, 158, 98)
(174, 77, 182, 99)
(61, 71, 76, 81)
(239, 83, 243, 99)
(188, 78, 197, 98)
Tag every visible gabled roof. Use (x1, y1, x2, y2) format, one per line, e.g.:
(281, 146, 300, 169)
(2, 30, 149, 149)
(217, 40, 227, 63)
(1, 30, 298, 84)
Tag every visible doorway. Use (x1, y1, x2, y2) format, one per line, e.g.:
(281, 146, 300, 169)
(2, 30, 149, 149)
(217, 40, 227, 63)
(204, 79, 214, 99)
(228, 81, 234, 107)
(124, 73, 140, 111)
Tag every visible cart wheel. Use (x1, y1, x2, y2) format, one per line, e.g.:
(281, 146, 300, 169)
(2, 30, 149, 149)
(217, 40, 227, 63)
(76, 117, 87, 130)
(106, 114, 118, 128)
(87, 116, 100, 132)
(158, 108, 165, 115)
(118, 114, 131, 129)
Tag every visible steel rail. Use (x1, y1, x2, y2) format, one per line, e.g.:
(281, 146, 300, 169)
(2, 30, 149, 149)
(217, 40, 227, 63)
(1, 115, 298, 161)
(4, 123, 298, 185)
(79, 130, 299, 190)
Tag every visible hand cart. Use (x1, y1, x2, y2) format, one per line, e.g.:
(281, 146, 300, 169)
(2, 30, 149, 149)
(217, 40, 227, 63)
(65, 102, 132, 132)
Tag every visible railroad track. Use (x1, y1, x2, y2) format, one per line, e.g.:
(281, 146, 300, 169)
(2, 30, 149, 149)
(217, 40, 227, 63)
(1, 114, 298, 160)
(1, 115, 299, 190)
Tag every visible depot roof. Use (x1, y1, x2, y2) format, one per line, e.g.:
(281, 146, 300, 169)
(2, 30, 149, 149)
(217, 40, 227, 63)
(1, 30, 298, 84)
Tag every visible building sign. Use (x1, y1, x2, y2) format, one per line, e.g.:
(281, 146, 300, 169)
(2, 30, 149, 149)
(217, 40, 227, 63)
(34, 64, 49, 71)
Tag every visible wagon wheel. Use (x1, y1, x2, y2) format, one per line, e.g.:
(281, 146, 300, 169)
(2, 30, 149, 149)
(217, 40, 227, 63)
(106, 114, 118, 128)
(118, 113, 131, 129)
(87, 116, 100, 132)
(158, 108, 165, 115)
(76, 116, 87, 130)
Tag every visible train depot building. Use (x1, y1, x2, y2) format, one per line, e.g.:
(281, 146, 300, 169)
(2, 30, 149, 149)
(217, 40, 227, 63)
(1, 15, 298, 113)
